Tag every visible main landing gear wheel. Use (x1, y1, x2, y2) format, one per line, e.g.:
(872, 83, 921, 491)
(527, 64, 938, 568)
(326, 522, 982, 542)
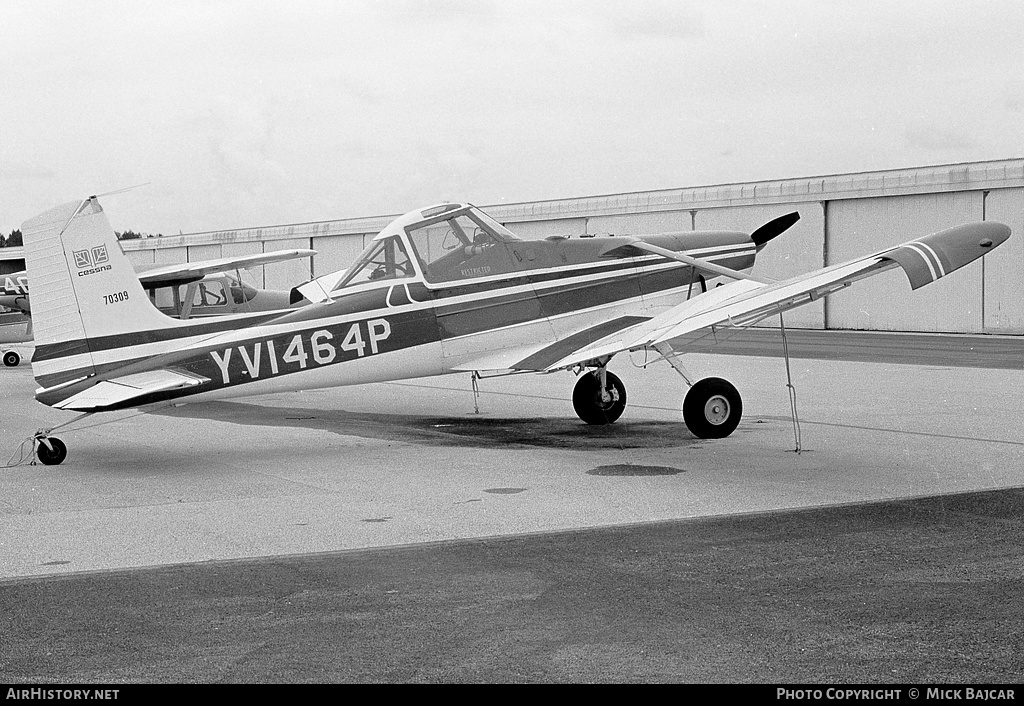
(573, 370, 627, 425)
(682, 377, 742, 439)
(36, 437, 67, 466)
(2, 350, 19, 367)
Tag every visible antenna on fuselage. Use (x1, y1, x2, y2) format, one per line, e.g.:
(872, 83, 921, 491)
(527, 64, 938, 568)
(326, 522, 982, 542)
(94, 182, 152, 199)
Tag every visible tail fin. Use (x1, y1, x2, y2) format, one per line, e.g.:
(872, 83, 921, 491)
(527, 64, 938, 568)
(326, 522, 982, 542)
(22, 197, 182, 384)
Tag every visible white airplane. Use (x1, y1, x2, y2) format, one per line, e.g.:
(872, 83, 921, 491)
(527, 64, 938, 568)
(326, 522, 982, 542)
(0, 271, 29, 313)
(0, 308, 30, 366)
(18, 196, 1010, 465)
(0, 248, 315, 366)
(0, 271, 31, 365)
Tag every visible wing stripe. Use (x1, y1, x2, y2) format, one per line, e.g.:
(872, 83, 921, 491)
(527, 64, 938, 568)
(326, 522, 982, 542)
(912, 240, 947, 277)
(904, 243, 939, 282)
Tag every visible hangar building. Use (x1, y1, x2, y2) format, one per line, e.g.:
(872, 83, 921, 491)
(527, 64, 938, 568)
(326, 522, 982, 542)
(20, 158, 1024, 335)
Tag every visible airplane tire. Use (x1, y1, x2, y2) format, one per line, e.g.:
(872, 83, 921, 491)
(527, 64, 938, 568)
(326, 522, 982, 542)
(683, 377, 742, 439)
(573, 370, 627, 425)
(37, 438, 67, 466)
(2, 351, 19, 367)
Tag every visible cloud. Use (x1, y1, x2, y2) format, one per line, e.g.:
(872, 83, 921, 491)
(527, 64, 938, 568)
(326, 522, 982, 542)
(2, 0, 1021, 237)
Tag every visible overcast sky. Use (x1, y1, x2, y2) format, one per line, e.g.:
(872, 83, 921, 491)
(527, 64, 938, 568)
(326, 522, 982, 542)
(1, 0, 1022, 236)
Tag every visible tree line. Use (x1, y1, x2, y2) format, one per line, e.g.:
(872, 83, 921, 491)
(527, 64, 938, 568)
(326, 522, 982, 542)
(0, 229, 163, 247)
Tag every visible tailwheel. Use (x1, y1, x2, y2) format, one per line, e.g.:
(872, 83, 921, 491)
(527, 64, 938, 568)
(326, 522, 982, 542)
(683, 377, 742, 439)
(573, 370, 627, 425)
(3, 350, 19, 367)
(36, 437, 68, 466)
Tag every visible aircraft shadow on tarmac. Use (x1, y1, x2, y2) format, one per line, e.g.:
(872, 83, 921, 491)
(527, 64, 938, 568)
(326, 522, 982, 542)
(154, 400, 729, 451)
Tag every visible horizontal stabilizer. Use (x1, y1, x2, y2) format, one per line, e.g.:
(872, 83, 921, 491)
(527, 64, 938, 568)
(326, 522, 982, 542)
(52, 369, 209, 411)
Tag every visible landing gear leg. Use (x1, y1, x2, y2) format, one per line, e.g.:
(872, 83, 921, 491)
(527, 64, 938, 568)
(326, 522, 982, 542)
(572, 365, 627, 425)
(27, 412, 91, 466)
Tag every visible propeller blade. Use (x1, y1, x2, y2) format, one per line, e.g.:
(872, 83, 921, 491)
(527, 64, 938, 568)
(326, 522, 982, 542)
(751, 211, 801, 248)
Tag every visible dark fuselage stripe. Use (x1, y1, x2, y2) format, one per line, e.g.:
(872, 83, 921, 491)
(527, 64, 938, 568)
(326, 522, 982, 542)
(33, 311, 287, 362)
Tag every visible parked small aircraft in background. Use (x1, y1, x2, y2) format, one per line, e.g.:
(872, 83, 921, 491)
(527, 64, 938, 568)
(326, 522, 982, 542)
(0, 308, 30, 366)
(18, 196, 1010, 464)
(0, 249, 314, 366)
(0, 271, 29, 313)
(139, 249, 316, 319)
(0, 271, 31, 365)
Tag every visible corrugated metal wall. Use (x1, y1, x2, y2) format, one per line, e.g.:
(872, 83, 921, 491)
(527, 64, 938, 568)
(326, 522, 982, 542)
(116, 159, 1024, 335)
(825, 191, 985, 332)
(982, 188, 1024, 333)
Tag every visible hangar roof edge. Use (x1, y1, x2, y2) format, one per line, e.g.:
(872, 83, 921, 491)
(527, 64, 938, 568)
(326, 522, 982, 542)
(121, 158, 1024, 251)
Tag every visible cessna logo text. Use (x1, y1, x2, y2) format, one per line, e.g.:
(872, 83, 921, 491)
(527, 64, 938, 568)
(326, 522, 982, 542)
(209, 318, 392, 385)
(74, 245, 111, 277)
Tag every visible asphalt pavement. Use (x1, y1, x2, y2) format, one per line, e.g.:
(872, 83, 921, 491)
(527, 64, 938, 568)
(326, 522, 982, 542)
(1, 330, 1022, 683)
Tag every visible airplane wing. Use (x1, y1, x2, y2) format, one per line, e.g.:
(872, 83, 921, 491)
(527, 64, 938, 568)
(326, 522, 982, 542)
(137, 249, 316, 287)
(528, 221, 1011, 372)
(50, 369, 210, 411)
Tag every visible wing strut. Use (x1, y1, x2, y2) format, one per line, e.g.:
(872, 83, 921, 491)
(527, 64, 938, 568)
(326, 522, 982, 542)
(654, 313, 802, 452)
(651, 342, 694, 386)
(629, 241, 774, 284)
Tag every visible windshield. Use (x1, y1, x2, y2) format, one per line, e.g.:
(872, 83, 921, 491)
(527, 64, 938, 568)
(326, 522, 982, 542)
(406, 212, 519, 283)
(333, 236, 415, 291)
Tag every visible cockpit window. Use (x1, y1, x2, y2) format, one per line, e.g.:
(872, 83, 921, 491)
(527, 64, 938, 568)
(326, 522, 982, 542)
(406, 212, 519, 283)
(334, 236, 414, 291)
(226, 274, 258, 304)
(180, 280, 228, 308)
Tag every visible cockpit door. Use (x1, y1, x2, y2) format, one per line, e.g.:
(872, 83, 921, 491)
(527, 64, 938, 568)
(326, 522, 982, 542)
(404, 210, 557, 362)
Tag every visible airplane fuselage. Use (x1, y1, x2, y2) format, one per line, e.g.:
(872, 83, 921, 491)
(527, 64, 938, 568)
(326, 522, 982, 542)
(33, 224, 757, 411)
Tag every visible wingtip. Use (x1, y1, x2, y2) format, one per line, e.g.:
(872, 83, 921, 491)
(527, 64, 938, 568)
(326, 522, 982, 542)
(979, 221, 1012, 247)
